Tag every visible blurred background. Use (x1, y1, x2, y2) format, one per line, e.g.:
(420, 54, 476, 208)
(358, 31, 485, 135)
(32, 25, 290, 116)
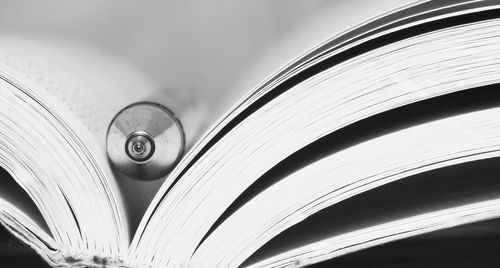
(0, 0, 411, 115)
(0, 0, 336, 111)
(0, 0, 498, 267)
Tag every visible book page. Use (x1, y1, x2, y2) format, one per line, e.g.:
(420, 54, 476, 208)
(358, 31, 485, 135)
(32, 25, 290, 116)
(245, 199, 500, 268)
(191, 106, 500, 267)
(0, 168, 49, 235)
(129, 0, 420, 263)
(0, 35, 201, 258)
(131, 1, 500, 266)
(0, 197, 58, 266)
(0, 35, 160, 149)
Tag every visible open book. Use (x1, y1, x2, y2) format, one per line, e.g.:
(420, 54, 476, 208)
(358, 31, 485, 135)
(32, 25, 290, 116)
(1, 0, 500, 267)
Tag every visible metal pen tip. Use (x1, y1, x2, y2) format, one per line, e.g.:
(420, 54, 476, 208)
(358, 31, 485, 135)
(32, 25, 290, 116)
(106, 102, 185, 180)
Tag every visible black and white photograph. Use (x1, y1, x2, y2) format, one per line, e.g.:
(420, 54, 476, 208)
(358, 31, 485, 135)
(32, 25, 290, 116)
(0, 0, 499, 267)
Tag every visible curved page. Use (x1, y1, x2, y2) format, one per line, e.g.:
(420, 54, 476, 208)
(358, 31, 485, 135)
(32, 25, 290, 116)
(132, 6, 500, 266)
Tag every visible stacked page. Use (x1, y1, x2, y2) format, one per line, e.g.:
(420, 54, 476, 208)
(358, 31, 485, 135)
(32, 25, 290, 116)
(0, 0, 499, 267)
